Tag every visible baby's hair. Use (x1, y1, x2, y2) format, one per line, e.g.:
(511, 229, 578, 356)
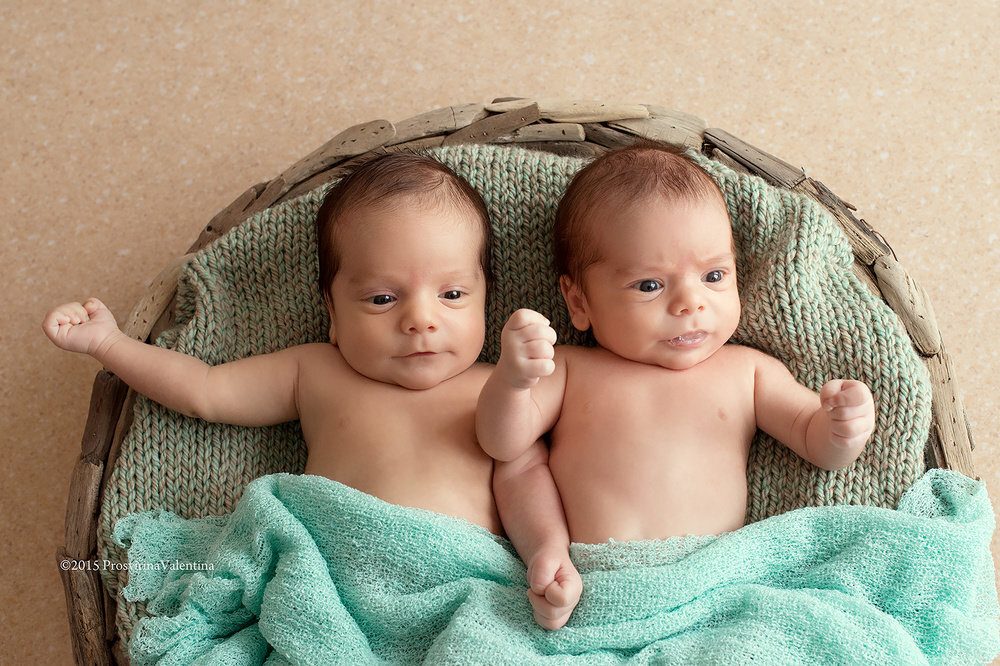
(315, 151, 493, 300)
(554, 141, 727, 284)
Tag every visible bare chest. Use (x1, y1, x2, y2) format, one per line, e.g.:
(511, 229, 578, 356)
(294, 357, 493, 500)
(553, 349, 757, 460)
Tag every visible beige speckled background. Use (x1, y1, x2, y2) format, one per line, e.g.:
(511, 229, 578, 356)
(3, 1, 998, 662)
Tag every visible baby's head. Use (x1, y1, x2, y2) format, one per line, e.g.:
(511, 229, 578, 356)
(315, 152, 493, 389)
(555, 142, 740, 371)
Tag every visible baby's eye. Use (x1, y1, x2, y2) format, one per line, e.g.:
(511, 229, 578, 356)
(368, 294, 396, 306)
(440, 290, 464, 300)
(703, 270, 725, 284)
(635, 279, 663, 293)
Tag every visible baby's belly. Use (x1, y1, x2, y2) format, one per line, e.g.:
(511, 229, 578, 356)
(549, 430, 750, 543)
(305, 442, 501, 535)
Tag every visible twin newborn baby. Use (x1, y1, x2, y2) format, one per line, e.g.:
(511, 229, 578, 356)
(43, 144, 875, 630)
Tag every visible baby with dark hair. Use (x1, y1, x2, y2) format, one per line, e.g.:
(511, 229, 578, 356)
(44, 152, 502, 534)
(478, 142, 876, 628)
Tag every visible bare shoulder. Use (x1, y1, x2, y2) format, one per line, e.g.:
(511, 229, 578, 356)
(719, 344, 780, 369)
(458, 361, 495, 389)
(282, 342, 342, 363)
(554, 344, 603, 365)
(282, 342, 355, 378)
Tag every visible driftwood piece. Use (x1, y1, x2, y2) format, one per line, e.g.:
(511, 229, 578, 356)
(59, 548, 111, 666)
(188, 183, 267, 252)
(100, 389, 137, 495)
(609, 112, 706, 150)
(279, 119, 397, 191)
(237, 119, 398, 220)
(873, 254, 942, 355)
(709, 147, 751, 175)
(389, 103, 488, 145)
(515, 141, 606, 159)
(121, 254, 192, 342)
(441, 104, 542, 146)
(278, 136, 450, 205)
(495, 122, 586, 143)
(80, 371, 129, 461)
(104, 587, 117, 642)
(148, 298, 178, 347)
(240, 177, 288, 220)
(65, 459, 105, 559)
(644, 105, 704, 123)
(800, 178, 889, 265)
(704, 128, 805, 189)
(583, 123, 640, 149)
(925, 348, 977, 477)
(485, 99, 650, 123)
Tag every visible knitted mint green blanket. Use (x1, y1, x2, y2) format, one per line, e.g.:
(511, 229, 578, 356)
(114, 468, 998, 665)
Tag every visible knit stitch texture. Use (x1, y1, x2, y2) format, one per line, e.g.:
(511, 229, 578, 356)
(98, 143, 932, 640)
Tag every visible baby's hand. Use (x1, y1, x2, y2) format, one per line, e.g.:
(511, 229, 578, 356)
(498, 309, 557, 389)
(42, 298, 122, 356)
(820, 379, 876, 450)
(526, 548, 582, 631)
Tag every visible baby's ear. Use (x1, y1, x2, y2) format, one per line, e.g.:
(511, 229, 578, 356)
(559, 275, 592, 332)
(323, 293, 337, 346)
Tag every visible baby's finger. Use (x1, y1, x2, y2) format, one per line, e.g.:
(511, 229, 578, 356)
(512, 321, 557, 346)
(506, 308, 550, 332)
(545, 574, 583, 608)
(827, 404, 873, 422)
(527, 558, 558, 594)
(524, 358, 556, 379)
(821, 380, 870, 410)
(522, 339, 555, 360)
(829, 417, 872, 440)
(527, 591, 572, 629)
(54, 302, 90, 326)
(83, 297, 108, 315)
(537, 324, 558, 346)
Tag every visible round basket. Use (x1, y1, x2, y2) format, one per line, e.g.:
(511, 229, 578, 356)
(58, 97, 976, 665)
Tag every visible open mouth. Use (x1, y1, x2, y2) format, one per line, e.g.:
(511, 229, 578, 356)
(666, 331, 708, 347)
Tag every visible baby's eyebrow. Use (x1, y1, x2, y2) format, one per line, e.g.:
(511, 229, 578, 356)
(345, 270, 483, 287)
(702, 252, 735, 265)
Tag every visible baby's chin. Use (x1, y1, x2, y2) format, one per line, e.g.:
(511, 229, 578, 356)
(613, 344, 722, 372)
(385, 363, 474, 391)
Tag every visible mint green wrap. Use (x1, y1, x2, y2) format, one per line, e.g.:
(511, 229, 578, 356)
(114, 468, 998, 665)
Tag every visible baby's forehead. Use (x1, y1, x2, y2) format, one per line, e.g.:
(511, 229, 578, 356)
(329, 196, 487, 273)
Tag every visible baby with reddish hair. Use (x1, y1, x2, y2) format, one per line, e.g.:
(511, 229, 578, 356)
(478, 142, 876, 628)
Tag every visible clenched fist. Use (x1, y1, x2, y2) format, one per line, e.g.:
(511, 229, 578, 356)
(42, 298, 122, 356)
(820, 379, 876, 450)
(497, 309, 558, 389)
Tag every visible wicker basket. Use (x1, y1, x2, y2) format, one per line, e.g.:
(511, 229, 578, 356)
(58, 97, 977, 665)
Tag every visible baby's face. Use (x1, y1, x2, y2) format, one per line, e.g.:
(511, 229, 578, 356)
(563, 195, 740, 371)
(327, 200, 487, 390)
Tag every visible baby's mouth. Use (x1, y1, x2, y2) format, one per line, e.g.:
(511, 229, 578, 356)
(665, 331, 708, 347)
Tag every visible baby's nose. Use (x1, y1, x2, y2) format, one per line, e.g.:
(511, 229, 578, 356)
(668, 280, 705, 316)
(401, 297, 438, 333)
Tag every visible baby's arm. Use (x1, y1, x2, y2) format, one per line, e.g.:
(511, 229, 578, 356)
(477, 309, 565, 461)
(752, 351, 875, 470)
(494, 439, 581, 630)
(42, 298, 300, 425)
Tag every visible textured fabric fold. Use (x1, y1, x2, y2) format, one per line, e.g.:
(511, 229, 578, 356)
(115, 469, 999, 665)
